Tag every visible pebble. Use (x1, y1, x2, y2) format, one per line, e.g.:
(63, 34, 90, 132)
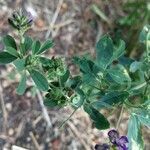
(8, 128, 14, 136)
(5, 103, 12, 112)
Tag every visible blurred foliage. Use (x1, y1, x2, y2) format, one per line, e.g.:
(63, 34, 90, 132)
(91, 0, 150, 58)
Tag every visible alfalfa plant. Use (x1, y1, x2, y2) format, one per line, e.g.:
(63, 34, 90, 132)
(0, 10, 149, 150)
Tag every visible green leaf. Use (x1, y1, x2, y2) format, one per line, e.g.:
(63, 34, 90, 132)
(0, 52, 17, 64)
(13, 58, 26, 71)
(44, 98, 58, 108)
(20, 36, 33, 54)
(66, 76, 81, 89)
(39, 56, 52, 66)
(31, 40, 41, 55)
(29, 69, 49, 91)
(71, 95, 84, 108)
(111, 40, 125, 61)
(96, 35, 113, 70)
(107, 64, 131, 86)
(16, 73, 27, 95)
(3, 35, 17, 49)
(118, 57, 134, 67)
(72, 89, 85, 108)
(60, 69, 70, 85)
(92, 91, 129, 110)
(84, 104, 110, 130)
(73, 57, 100, 84)
(127, 114, 144, 150)
(37, 39, 53, 54)
(5, 46, 19, 57)
(24, 36, 33, 51)
(44, 86, 67, 107)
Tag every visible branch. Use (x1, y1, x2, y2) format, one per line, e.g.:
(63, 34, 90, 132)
(36, 89, 52, 129)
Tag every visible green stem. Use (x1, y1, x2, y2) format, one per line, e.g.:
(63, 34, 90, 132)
(143, 83, 149, 96)
(59, 108, 78, 128)
(146, 28, 150, 61)
(130, 81, 147, 92)
(18, 30, 25, 58)
(124, 100, 143, 109)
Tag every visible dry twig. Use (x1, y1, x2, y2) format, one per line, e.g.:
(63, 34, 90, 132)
(33, 19, 75, 32)
(67, 120, 91, 150)
(0, 134, 15, 143)
(33, 115, 43, 127)
(36, 89, 52, 128)
(29, 132, 41, 150)
(15, 120, 25, 139)
(26, 79, 52, 129)
(45, 0, 64, 38)
(0, 81, 8, 132)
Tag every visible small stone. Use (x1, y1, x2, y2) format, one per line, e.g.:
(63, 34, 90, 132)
(26, 91, 31, 98)
(2, 80, 9, 88)
(35, 19, 45, 28)
(27, 137, 31, 142)
(5, 103, 12, 112)
(8, 128, 14, 136)
(61, 2, 68, 13)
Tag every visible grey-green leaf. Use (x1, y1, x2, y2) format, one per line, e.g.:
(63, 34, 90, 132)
(107, 64, 131, 86)
(129, 61, 142, 73)
(37, 40, 53, 54)
(30, 69, 49, 91)
(13, 58, 26, 71)
(127, 114, 144, 150)
(135, 109, 150, 128)
(96, 35, 113, 70)
(0, 52, 17, 64)
(16, 73, 27, 95)
(3, 35, 17, 49)
(92, 91, 129, 110)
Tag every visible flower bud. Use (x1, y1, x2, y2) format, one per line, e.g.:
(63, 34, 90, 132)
(8, 10, 33, 32)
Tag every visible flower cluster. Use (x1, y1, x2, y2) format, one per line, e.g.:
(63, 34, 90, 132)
(8, 9, 33, 32)
(95, 129, 128, 150)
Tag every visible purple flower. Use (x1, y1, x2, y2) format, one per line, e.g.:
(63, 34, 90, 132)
(25, 11, 33, 25)
(95, 143, 110, 150)
(108, 129, 128, 150)
(108, 129, 119, 144)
